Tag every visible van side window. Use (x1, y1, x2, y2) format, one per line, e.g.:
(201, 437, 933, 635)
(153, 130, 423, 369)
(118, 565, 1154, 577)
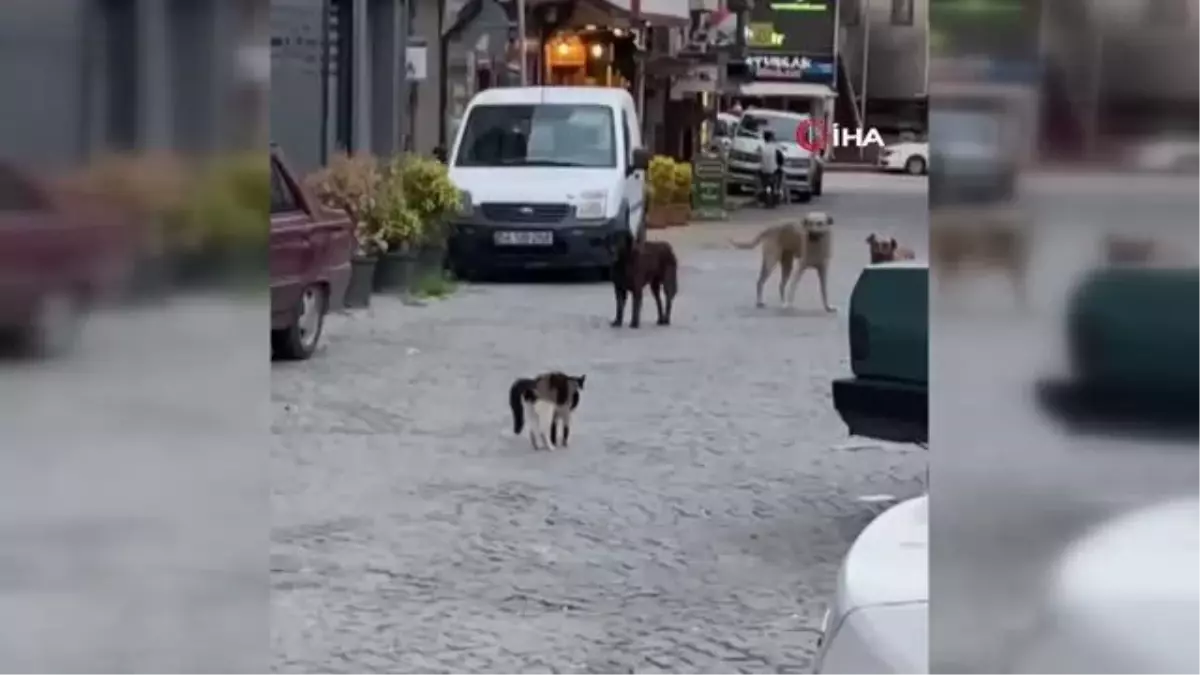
(621, 110, 633, 165)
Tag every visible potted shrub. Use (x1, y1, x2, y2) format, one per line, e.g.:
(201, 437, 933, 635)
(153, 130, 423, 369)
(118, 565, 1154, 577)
(62, 153, 192, 297)
(369, 165, 424, 293)
(669, 162, 693, 226)
(169, 153, 269, 288)
(395, 154, 462, 276)
(306, 152, 382, 308)
(646, 155, 676, 230)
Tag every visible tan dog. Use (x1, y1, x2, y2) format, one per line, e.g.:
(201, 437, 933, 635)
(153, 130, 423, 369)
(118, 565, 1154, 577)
(731, 211, 836, 311)
(930, 208, 1029, 303)
(866, 234, 916, 263)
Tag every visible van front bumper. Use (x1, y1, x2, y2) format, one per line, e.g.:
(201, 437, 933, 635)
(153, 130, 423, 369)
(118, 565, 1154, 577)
(448, 216, 627, 273)
(832, 377, 928, 445)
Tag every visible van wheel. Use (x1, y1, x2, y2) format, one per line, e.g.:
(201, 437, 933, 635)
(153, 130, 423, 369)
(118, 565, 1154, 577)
(272, 283, 327, 361)
(793, 190, 813, 204)
(813, 170, 824, 196)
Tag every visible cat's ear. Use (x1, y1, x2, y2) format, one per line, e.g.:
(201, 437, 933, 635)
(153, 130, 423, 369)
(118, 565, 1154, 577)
(576, 374, 586, 388)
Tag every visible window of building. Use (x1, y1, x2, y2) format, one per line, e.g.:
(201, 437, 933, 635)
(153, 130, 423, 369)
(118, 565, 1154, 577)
(891, 0, 914, 26)
(1142, 0, 1191, 26)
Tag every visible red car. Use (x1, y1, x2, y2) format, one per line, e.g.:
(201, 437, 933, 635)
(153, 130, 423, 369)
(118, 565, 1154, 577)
(0, 161, 135, 356)
(270, 147, 353, 360)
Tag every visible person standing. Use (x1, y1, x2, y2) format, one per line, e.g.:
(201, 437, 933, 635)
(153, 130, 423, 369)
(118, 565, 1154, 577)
(759, 130, 783, 205)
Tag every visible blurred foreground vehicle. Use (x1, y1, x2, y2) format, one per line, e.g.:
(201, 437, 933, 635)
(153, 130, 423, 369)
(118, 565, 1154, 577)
(0, 161, 135, 356)
(1124, 133, 1200, 174)
(269, 147, 353, 361)
(813, 494, 928, 674)
(818, 262, 929, 674)
(1012, 495, 1199, 674)
(832, 261, 928, 445)
(1038, 268, 1198, 437)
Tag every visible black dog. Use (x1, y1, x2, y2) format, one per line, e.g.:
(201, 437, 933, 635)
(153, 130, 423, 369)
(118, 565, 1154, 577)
(611, 238, 678, 328)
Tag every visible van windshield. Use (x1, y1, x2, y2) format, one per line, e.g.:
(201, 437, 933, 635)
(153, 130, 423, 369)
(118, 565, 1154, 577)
(454, 104, 617, 168)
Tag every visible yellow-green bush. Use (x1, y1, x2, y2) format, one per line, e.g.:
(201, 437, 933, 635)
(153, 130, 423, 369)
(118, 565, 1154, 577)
(393, 154, 461, 245)
(647, 155, 677, 209)
(671, 162, 693, 205)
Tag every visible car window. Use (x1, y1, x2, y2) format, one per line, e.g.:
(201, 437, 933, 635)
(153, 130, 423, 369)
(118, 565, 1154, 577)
(737, 113, 803, 143)
(270, 160, 301, 214)
(0, 164, 48, 212)
(715, 119, 730, 138)
(454, 103, 617, 168)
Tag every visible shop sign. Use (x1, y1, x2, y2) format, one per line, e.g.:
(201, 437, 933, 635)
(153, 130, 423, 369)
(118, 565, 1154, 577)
(691, 150, 727, 220)
(746, 54, 835, 84)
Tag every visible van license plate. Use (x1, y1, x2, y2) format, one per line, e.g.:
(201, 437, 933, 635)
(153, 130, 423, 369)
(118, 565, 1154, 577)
(495, 231, 553, 246)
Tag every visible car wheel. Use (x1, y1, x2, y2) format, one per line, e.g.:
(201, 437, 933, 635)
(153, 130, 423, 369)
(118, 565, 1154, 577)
(793, 190, 813, 204)
(905, 156, 927, 175)
(21, 289, 84, 358)
(272, 283, 327, 361)
(813, 170, 824, 196)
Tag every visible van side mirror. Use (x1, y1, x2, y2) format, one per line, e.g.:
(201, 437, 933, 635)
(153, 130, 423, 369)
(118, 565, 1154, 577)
(629, 148, 651, 174)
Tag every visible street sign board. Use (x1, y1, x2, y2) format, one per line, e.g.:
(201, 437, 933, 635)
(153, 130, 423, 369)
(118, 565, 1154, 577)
(692, 150, 728, 220)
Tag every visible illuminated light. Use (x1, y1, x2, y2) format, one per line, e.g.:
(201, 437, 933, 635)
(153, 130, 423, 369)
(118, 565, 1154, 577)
(590, 43, 604, 58)
(585, 24, 597, 30)
(612, 28, 624, 37)
(557, 42, 570, 55)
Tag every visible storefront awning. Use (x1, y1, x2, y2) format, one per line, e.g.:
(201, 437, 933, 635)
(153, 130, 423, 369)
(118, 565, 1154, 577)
(739, 81, 836, 98)
(526, 0, 690, 26)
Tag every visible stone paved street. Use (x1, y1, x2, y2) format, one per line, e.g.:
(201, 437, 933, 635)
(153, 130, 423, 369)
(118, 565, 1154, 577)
(270, 173, 929, 674)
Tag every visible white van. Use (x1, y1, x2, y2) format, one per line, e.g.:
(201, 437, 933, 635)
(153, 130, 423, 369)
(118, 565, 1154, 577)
(445, 87, 650, 279)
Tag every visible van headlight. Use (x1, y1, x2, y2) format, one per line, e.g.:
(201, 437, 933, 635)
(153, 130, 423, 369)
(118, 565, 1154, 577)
(458, 189, 475, 217)
(575, 190, 608, 221)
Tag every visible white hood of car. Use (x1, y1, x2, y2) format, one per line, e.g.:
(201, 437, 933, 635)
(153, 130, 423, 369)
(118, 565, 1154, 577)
(450, 166, 621, 205)
(1020, 496, 1200, 673)
(819, 602, 928, 674)
(839, 494, 929, 611)
(730, 136, 813, 159)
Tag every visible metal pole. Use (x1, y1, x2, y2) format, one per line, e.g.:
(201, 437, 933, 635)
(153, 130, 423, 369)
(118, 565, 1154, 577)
(395, 0, 408, 153)
(859, 4, 870, 160)
(517, 0, 528, 85)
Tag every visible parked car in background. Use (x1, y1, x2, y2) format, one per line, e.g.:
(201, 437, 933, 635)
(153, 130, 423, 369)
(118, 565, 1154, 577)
(714, 112, 740, 153)
(726, 108, 825, 201)
(0, 161, 136, 357)
(269, 146, 353, 360)
(1125, 133, 1200, 173)
(878, 140, 929, 175)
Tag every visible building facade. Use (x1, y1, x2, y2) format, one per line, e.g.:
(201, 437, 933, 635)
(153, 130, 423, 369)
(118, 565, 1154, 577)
(837, 0, 929, 134)
(0, 0, 265, 172)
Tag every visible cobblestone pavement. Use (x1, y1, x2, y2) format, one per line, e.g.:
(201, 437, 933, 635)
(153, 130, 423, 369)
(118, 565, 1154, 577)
(271, 173, 929, 674)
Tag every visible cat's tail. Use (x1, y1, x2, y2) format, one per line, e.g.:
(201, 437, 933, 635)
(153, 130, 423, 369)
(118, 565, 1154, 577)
(509, 379, 528, 434)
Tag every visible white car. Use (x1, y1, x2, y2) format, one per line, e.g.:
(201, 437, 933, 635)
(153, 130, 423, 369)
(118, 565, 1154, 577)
(1126, 135, 1199, 173)
(1014, 496, 1200, 674)
(713, 112, 740, 153)
(878, 141, 929, 175)
(813, 494, 928, 674)
(726, 109, 824, 201)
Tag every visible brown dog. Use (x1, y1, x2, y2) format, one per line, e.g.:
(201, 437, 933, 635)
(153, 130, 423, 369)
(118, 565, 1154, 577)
(611, 239, 678, 328)
(930, 208, 1029, 303)
(731, 211, 835, 311)
(1103, 234, 1158, 265)
(866, 234, 917, 263)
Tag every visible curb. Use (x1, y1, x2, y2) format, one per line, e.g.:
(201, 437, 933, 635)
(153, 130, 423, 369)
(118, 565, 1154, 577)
(825, 163, 881, 173)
